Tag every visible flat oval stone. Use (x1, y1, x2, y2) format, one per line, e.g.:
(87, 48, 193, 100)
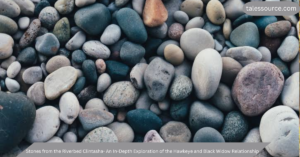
(85, 98, 107, 111)
(160, 121, 191, 142)
(192, 49, 222, 100)
(120, 41, 146, 66)
(35, 33, 60, 56)
(116, 8, 147, 44)
(65, 31, 86, 51)
(19, 19, 41, 48)
(17, 47, 37, 65)
(223, 0, 244, 20)
(0, 0, 20, 18)
(232, 62, 284, 116)
(71, 50, 86, 64)
(54, 0, 74, 15)
(0, 15, 18, 35)
(243, 128, 261, 143)
(82, 127, 118, 143)
(211, 83, 235, 112)
(115, 0, 129, 7)
(26, 106, 60, 143)
(39, 7, 60, 29)
(63, 132, 77, 143)
(7, 61, 21, 78)
(193, 127, 225, 142)
(265, 21, 291, 38)
(47, 136, 64, 143)
(169, 75, 192, 101)
(79, 108, 114, 131)
(46, 55, 71, 73)
(132, 0, 145, 15)
(144, 130, 164, 143)
(83, 40, 110, 59)
(0, 92, 36, 154)
(74, 3, 111, 36)
(18, 17, 30, 30)
(230, 22, 260, 48)
(53, 17, 70, 44)
(12, 0, 34, 16)
(164, 44, 184, 66)
(223, 19, 232, 39)
(254, 16, 277, 31)
(180, 28, 214, 60)
(206, 0, 226, 25)
(189, 101, 224, 132)
(0, 33, 14, 60)
(72, 76, 85, 95)
(185, 17, 205, 30)
(130, 63, 148, 89)
(5, 78, 20, 93)
(144, 58, 175, 101)
(143, 0, 168, 27)
(97, 73, 111, 93)
(281, 72, 299, 111)
(27, 82, 45, 106)
(103, 81, 140, 108)
(59, 92, 80, 124)
(226, 46, 262, 66)
(100, 24, 121, 45)
(259, 106, 298, 156)
(44, 66, 78, 100)
(181, 0, 204, 17)
(127, 109, 162, 134)
(221, 57, 242, 85)
(75, 0, 95, 7)
(107, 122, 134, 142)
(174, 11, 189, 24)
(258, 46, 271, 62)
(95, 59, 106, 74)
(22, 66, 43, 84)
(277, 36, 298, 62)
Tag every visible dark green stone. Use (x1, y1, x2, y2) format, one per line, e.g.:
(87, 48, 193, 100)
(34, 0, 50, 16)
(82, 60, 97, 84)
(170, 97, 191, 121)
(145, 37, 162, 58)
(72, 77, 86, 95)
(233, 14, 253, 27)
(106, 60, 129, 81)
(127, 109, 163, 134)
(53, 17, 70, 44)
(72, 50, 86, 64)
(120, 41, 145, 66)
(116, 8, 147, 44)
(17, 47, 37, 66)
(0, 92, 36, 154)
(254, 16, 277, 31)
(272, 58, 290, 78)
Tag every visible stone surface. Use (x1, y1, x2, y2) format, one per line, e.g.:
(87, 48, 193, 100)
(254, 16, 277, 31)
(243, 128, 261, 143)
(230, 22, 260, 48)
(54, 0, 74, 15)
(19, 19, 41, 48)
(0, 33, 14, 60)
(147, 23, 168, 39)
(12, 0, 34, 16)
(79, 108, 114, 131)
(211, 83, 235, 112)
(7, 61, 21, 78)
(144, 130, 164, 143)
(53, 17, 70, 44)
(120, 42, 146, 66)
(160, 121, 191, 142)
(0, 15, 18, 35)
(277, 36, 298, 62)
(0, 0, 20, 18)
(39, 7, 60, 29)
(185, 17, 205, 30)
(17, 47, 37, 65)
(157, 40, 179, 56)
(130, 63, 147, 89)
(65, 31, 86, 51)
(206, 0, 226, 25)
(258, 46, 271, 62)
(223, 19, 232, 39)
(85, 98, 108, 111)
(105, 60, 129, 81)
(265, 21, 291, 38)
(100, 24, 121, 45)
(27, 82, 45, 106)
(281, 72, 299, 111)
(181, 0, 203, 17)
(170, 97, 191, 121)
(82, 127, 118, 143)
(223, 0, 244, 20)
(164, 44, 184, 66)
(132, 0, 145, 15)
(169, 75, 192, 101)
(35, 33, 60, 56)
(174, 11, 189, 24)
(272, 58, 290, 78)
(168, 23, 183, 40)
(83, 40, 110, 59)
(46, 55, 71, 73)
(59, 92, 80, 124)
(143, 0, 168, 27)
(63, 132, 77, 143)
(226, 46, 262, 66)
(22, 66, 43, 84)
(97, 73, 111, 93)
(18, 17, 30, 30)
(5, 78, 20, 93)
(107, 122, 134, 142)
(221, 57, 242, 85)
(193, 127, 225, 142)
(82, 60, 97, 84)
(232, 62, 284, 116)
(75, 0, 95, 7)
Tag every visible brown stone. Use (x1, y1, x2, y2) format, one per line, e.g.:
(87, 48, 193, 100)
(168, 23, 184, 40)
(95, 59, 106, 74)
(19, 19, 41, 48)
(260, 35, 281, 57)
(221, 57, 242, 85)
(265, 21, 291, 38)
(164, 44, 184, 66)
(143, 0, 168, 27)
(232, 62, 284, 116)
(181, 0, 204, 17)
(46, 55, 71, 73)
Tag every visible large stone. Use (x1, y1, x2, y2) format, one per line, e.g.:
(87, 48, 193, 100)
(53, 17, 70, 44)
(144, 58, 175, 101)
(223, 0, 244, 20)
(54, 0, 74, 15)
(120, 42, 145, 66)
(44, 66, 78, 100)
(180, 0, 203, 17)
(38, 7, 60, 29)
(232, 62, 284, 116)
(27, 82, 45, 106)
(107, 122, 134, 142)
(0, 92, 36, 154)
(82, 40, 110, 59)
(192, 49, 222, 100)
(143, 0, 168, 27)
(169, 75, 192, 101)
(211, 83, 236, 112)
(265, 21, 291, 38)
(281, 72, 299, 111)
(35, 33, 60, 56)
(230, 22, 260, 48)
(46, 55, 71, 73)
(220, 57, 242, 85)
(12, 0, 34, 16)
(19, 19, 41, 48)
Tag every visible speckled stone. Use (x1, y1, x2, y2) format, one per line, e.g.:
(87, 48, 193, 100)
(82, 127, 118, 143)
(169, 75, 192, 101)
(160, 121, 191, 142)
(193, 127, 225, 142)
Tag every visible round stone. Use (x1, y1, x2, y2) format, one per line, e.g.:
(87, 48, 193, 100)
(223, 0, 244, 20)
(157, 40, 179, 56)
(83, 40, 110, 59)
(39, 7, 60, 29)
(144, 130, 164, 143)
(120, 41, 146, 66)
(47, 136, 64, 143)
(221, 57, 242, 85)
(258, 46, 271, 62)
(97, 73, 111, 93)
(243, 128, 261, 143)
(180, 0, 204, 17)
(164, 44, 184, 66)
(59, 92, 80, 124)
(54, 0, 74, 15)
(82, 127, 118, 143)
(281, 72, 299, 111)
(79, 108, 114, 131)
(193, 127, 225, 142)
(211, 83, 235, 112)
(230, 22, 260, 48)
(7, 61, 21, 78)
(100, 24, 121, 45)
(27, 82, 45, 106)
(159, 121, 191, 142)
(5, 78, 20, 93)
(130, 63, 148, 89)
(46, 55, 71, 73)
(22, 66, 43, 84)
(265, 21, 291, 38)
(107, 122, 134, 142)
(169, 75, 192, 101)
(232, 62, 284, 116)
(174, 11, 189, 24)
(277, 36, 298, 62)
(143, 0, 168, 27)
(0, 0, 20, 18)
(185, 17, 205, 30)
(35, 33, 60, 56)
(95, 59, 106, 74)
(18, 17, 30, 30)
(63, 132, 77, 143)
(0, 15, 18, 35)
(65, 31, 86, 51)
(206, 0, 226, 25)
(180, 28, 214, 60)
(168, 23, 184, 40)
(17, 47, 37, 65)
(72, 50, 86, 64)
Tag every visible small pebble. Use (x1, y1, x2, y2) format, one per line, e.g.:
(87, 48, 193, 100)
(63, 132, 77, 143)
(7, 61, 21, 78)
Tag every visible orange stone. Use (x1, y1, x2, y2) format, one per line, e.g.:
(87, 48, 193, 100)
(143, 0, 168, 27)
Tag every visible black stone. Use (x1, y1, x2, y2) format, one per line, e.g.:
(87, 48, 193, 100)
(82, 60, 97, 84)
(17, 47, 37, 66)
(120, 41, 145, 66)
(106, 60, 129, 81)
(77, 86, 98, 106)
(34, 0, 50, 16)
(72, 77, 86, 95)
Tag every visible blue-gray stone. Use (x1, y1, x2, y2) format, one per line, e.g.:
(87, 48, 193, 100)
(72, 77, 86, 95)
(170, 97, 192, 121)
(72, 50, 86, 64)
(230, 22, 260, 48)
(17, 47, 37, 66)
(193, 127, 225, 142)
(203, 21, 221, 34)
(82, 60, 97, 84)
(106, 60, 130, 81)
(272, 58, 290, 78)
(232, 14, 253, 27)
(120, 41, 145, 66)
(34, 0, 50, 16)
(253, 16, 277, 31)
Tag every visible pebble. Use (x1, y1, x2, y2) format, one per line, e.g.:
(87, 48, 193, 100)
(272, 58, 290, 78)
(120, 41, 146, 66)
(192, 49, 222, 100)
(258, 46, 271, 62)
(0, 0, 20, 18)
(230, 22, 260, 48)
(75, 0, 95, 7)
(174, 60, 192, 77)
(281, 72, 299, 111)
(72, 77, 85, 94)
(260, 106, 298, 156)
(65, 31, 86, 51)
(79, 108, 114, 131)
(0, 15, 18, 35)
(22, 66, 43, 84)
(77, 85, 97, 105)
(46, 55, 71, 73)
(5, 78, 20, 93)
(203, 21, 221, 34)
(105, 60, 129, 81)
(19, 19, 41, 48)
(107, 122, 134, 142)
(130, 63, 148, 89)
(53, 17, 70, 44)
(223, 19, 232, 39)
(169, 75, 192, 101)
(233, 14, 253, 27)
(35, 33, 60, 56)
(18, 17, 30, 30)
(39, 7, 60, 29)
(132, 0, 145, 15)
(221, 111, 248, 142)
(0, 34, 14, 60)
(164, 44, 184, 66)
(260, 35, 281, 56)
(63, 132, 77, 143)
(232, 62, 284, 116)
(185, 17, 205, 30)
(174, 11, 189, 24)
(206, 0, 226, 25)
(160, 121, 191, 142)
(265, 21, 291, 38)
(168, 23, 184, 40)
(82, 127, 118, 143)
(95, 59, 106, 74)
(116, 8, 147, 44)
(97, 73, 111, 93)
(117, 109, 127, 122)
(127, 109, 162, 134)
(143, 0, 168, 27)
(144, 58, 175, 101)
(13, 0, 35, 16)
(150, 104, 161, 115)
(147, 23, 168, 39)
(26, 106, 60, 143)
(157, 40, 179, 56)
(254, 16, 277, 31)
(277, 36, 298, 62)
(189, 101, 224, 132)
(82, 60, 97, 84)
(17, 47, 37, 65)
(100, 24, 121, 45)
(243, 128, 261, 143)
(85, 98, 108, 111)
(1, 56, 16, 69)
(103, 81, 140, 108)
(135, 90, 153, 109)
(27, 82, 45, 105)
(144, 130, 164, 143)
(44, 66, 78, 100)
(223, 0, 244, 20)
(193, 127, 225, 142)
(34, 0, 50, 16)
(170, 97, 191, 120)
(0, 68, 6, 79)
(180, 0, 204, 17)
(54, 0, 74, 15)
(74, 3, 111, 35)
(290, 54, 299, 74)
(180, 28, 214, 60)
(59, 92, 80, 124)
(7, 61, 21, 78)
(226, 46, 262, 66)
(0, 92, 35, 154)
(82, 40, 110, 59)
(47, 136, 64, 143)
(211, 83, 235, 112)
